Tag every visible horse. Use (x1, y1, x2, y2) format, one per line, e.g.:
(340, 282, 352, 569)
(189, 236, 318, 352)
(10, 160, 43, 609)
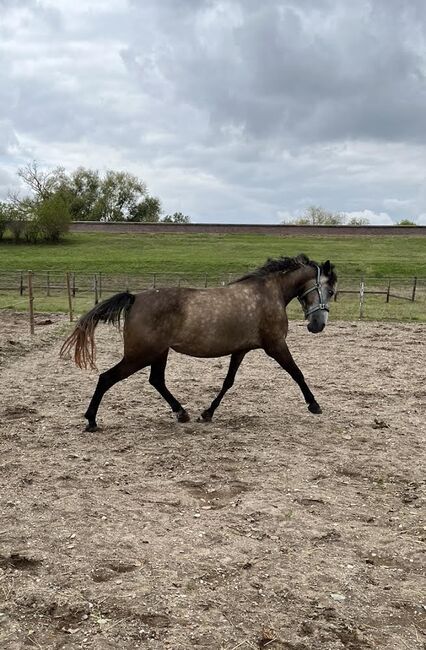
(60, 254, 337, 431)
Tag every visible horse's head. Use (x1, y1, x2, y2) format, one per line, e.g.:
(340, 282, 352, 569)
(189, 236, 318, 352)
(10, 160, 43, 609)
(298, 260, 337, 333)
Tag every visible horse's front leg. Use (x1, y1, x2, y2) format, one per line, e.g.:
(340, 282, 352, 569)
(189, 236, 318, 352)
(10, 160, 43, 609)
(264, 341, 322, 414)
(198, 351, 246, 422)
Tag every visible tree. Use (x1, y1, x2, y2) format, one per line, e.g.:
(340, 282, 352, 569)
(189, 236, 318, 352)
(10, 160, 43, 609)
(397, 219, 416, 226)
(61, 168, 102, 221)
(128, 195, 162, 222)
(9, 162, 71, 242)
(17, 161, 65, 201)
(0, 202, 11, 240)
(96, 170, 147, 221)
(7, 162, 163, 242)
(7, 196, 34, 242)
(54, 167, 154, 222)
(282, 205, 370, 226)
(162, 212, 191, 223)
(290, 206, 343, 226)
(346, 215, 369, 226)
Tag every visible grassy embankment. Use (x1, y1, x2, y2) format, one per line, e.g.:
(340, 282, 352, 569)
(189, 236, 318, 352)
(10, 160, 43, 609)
(0, 232, 425, 320)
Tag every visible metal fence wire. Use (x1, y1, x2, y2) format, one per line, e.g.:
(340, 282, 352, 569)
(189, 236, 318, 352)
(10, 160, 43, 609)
(0, 270, 243, 298)
(0, 270, 425, 334)
(0, 270, 423, 301)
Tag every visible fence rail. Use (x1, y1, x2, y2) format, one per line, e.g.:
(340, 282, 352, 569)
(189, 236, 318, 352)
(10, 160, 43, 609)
(0, 270, 425, 334)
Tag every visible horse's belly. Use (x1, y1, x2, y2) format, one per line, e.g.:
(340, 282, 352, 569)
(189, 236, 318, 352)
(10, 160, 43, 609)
(171, 344, 245, 358)
(171, 332, 258, 358)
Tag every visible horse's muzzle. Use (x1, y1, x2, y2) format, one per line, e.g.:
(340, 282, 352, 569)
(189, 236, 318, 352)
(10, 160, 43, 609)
(307, 321, 325, 333)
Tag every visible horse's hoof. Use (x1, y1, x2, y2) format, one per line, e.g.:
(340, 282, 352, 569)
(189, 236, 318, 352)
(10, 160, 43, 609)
(308, 402, 322, 414)
(85, 423, 98, 432)
(197, 411, 212, 423)
(176, 409, 190, 423)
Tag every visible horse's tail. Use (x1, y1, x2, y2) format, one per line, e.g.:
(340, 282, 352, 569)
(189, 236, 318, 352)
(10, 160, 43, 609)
(60, 292, 135, 370)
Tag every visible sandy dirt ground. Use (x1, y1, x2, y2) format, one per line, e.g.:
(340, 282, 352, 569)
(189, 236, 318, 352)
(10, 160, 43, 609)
(0, 310, 425, 650)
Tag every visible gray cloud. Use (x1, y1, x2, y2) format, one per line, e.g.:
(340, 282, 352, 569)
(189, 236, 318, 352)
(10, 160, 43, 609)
(124, 1, 426, 144)
(0, 0, 425, 222)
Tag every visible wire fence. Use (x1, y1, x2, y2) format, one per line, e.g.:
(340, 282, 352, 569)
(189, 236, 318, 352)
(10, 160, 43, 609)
(0, 270, 425, 334)
(0, 270, 239, 298)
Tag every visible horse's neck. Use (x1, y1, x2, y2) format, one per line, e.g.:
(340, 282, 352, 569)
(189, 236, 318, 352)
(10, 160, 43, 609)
(277, 266, 314, 304)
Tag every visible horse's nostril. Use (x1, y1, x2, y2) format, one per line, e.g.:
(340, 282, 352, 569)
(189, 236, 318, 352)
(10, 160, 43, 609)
(308, 321, 324, 334)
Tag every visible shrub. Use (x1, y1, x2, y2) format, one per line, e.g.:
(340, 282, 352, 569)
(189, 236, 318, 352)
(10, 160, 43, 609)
(23, 219, 42, 243)
(397, 219, 417, 226)
(286, 206, 343, 226)
(34, 193, 71, 242)
(162, 212, 191, 223)
(9, 209, 30, 242)
(0, 202, 10, 240)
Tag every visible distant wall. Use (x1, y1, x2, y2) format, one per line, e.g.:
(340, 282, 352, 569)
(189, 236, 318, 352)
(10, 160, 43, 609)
(70, 222, 426, 236)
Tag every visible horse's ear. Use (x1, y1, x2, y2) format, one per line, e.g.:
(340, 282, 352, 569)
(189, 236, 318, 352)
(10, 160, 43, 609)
(323, 260, 331, 274)
(296, 253, 309, 265)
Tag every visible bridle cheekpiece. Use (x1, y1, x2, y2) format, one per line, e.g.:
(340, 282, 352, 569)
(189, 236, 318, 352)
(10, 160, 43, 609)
(297, 265, 330, 319)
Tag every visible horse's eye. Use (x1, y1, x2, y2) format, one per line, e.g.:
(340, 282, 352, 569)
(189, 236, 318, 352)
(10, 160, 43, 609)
(328, 289, 334, 297)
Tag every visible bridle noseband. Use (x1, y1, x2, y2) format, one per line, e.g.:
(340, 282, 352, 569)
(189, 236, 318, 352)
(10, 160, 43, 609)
(297, 265, 330, 319)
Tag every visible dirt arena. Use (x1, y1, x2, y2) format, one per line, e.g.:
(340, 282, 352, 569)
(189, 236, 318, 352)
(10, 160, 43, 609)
(0, 310, 424, 650)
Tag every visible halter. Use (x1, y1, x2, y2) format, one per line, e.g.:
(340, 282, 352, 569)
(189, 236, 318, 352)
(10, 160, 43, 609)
(297, 265, 330, 318)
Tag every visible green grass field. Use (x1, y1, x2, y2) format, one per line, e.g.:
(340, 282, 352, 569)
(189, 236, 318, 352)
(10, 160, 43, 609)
(0, 231, 425, 277)
(0, 232, 425, 320)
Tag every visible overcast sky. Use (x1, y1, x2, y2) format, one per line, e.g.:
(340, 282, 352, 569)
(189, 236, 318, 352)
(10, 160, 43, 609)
(1, 0, 426, 224)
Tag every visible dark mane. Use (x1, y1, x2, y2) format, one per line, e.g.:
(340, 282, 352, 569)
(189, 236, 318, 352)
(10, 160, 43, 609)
(233, 253, 317, 283)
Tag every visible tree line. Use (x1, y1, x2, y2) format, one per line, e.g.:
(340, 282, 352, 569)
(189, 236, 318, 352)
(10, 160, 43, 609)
(282, 205, 417, 226)
(0, 162, 190, 243)
(0, 163, 418, 244)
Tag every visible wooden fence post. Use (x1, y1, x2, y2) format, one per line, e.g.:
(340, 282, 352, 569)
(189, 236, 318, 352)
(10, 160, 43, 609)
(72, 272, 76, 297)
(411, 277, 417, 302)
(28, 271, 35, 335)
(99, 271, 102, 299)
(386, 279, 391, 303)
(94, 274, 99, 305)
(359, 278, 365, 319)
(46, 271, 50, 296)
(20, 271, 24, 296)
(66, 272, 73, 322)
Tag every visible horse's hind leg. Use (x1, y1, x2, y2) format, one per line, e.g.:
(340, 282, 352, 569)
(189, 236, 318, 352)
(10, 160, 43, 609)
(84, 357, 146, 432)
(199, 351, 246, 422)
(149, 350, 190, 422)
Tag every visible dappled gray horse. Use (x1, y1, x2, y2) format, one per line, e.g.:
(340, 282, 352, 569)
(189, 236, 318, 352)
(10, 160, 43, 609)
(60, 254, 337, 430)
